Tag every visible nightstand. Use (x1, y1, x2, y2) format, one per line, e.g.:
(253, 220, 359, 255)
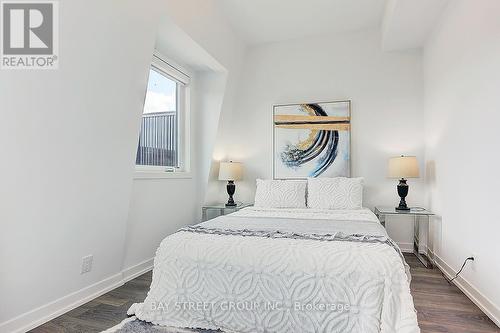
(201, 203, 252, 221)
(374, 206, 434, 269)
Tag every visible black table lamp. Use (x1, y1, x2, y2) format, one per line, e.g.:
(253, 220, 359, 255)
(388, 155, 420, 211)
(218, 161, 243, 207)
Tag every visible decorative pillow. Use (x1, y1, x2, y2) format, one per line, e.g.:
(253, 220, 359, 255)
(307, 177, 364, 209)
(254, 179, 307, 208)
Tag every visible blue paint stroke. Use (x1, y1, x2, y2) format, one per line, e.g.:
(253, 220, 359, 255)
(279, 104, 340, 177)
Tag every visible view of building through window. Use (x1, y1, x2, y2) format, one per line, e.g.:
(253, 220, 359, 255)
(136, 67, 179, 167)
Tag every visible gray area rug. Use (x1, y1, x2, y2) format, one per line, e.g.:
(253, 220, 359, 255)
(105, 317, 221, 333)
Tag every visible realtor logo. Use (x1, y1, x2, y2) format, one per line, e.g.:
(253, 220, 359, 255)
(1, 1, 58, 69)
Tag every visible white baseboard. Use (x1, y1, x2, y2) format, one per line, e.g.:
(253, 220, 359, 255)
(122, 257, 154, 282)
(0, 273, 124, 333)
(432, 252, 500, 327)
(397, 242, 414, 253)
(0, 258, 154, 333)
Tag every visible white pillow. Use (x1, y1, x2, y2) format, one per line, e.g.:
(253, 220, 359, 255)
(254, 179, 307, 208)
(307, 177, 364, 210)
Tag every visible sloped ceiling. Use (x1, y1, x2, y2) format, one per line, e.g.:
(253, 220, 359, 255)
(382, 0, 450, 51)
(216, 0, 450, 51)
(216, 0, 387, 45)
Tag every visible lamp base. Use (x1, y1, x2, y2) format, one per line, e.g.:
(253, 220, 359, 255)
(225, 180, 236, 207)
(396, 178, 410, 211)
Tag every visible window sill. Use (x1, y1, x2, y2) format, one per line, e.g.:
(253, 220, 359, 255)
(133, 171, 192, 180)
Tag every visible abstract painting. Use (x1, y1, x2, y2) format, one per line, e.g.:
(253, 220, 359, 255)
(273, 101, 351, 179)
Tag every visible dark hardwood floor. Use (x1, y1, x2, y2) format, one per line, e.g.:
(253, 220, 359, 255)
(28, 272, 151, 333)
(406, 254, 499, 333)
(30, 254, 499, 333)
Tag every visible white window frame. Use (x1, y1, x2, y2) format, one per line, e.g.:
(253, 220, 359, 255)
(134, 51, 191, 179)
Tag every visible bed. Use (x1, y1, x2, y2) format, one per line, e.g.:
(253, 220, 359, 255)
(128, 205, 419, 333)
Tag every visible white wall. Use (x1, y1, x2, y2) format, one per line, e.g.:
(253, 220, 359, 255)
(9, 0, 500, 330)
(424, 0, 500, 321)
(122, 69, 230, 269)
(0, 1, 246, 331)
(0, 0, 162, 330)
(0, 1, 246, 330)
(122, 0, 245, 272)
(210, 29, 425, 247)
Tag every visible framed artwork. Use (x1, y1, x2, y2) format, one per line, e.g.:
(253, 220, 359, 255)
(273, 100, 351, 179)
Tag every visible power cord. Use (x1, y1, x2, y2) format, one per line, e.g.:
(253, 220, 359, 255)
(443, 257, 474, 284)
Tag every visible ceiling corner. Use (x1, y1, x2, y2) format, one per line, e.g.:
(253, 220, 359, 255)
(381, 0, 450, 52)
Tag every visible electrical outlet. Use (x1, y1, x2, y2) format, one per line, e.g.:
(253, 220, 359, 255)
(81, 255, 93, 274)
(470, 254, 476, 271)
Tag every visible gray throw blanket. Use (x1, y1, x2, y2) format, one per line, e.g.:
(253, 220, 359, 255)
(179, 224, 407, 267)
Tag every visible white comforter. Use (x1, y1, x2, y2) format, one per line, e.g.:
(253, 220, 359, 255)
(129, 207, 419, 333)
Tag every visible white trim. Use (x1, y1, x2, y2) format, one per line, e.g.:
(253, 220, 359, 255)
(433, 252, 500, 327)
(135, 50, 191, 175)
(397, 242, 414, 253)
(177, 82, 191, 173)
(134, 165, 178, 173)
(0, 273, 123, 333)
(152, 50, 190, 85)
(0, 259, 154, 333)
(133, 171, 192, 180)
(122, 257, 154, 281)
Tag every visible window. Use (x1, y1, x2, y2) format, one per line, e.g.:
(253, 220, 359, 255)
(136, 53, 190, 174)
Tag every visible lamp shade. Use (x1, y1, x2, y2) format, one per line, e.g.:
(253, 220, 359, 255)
(218, 161, 243, 181)
(388, 156, 420, 178)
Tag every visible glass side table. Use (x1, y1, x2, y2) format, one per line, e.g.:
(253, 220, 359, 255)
(201, 203, 252, 221)
(374, 206, 434, 269)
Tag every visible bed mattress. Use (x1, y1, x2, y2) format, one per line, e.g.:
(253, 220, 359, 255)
(128, 207, 419, 333)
